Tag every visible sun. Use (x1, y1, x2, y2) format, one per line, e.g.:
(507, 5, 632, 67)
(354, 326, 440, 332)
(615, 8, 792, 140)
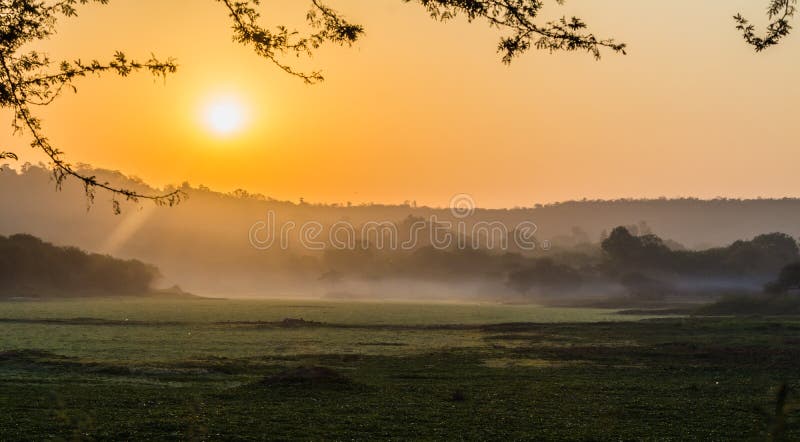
(204, 98, 247, 136)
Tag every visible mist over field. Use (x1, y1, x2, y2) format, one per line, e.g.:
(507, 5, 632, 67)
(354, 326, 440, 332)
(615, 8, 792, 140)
(2, 164, 799, 304)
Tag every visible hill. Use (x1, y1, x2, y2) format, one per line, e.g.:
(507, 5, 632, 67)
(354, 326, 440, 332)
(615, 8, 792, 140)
(0, 233, 180, 299)
(3, 163, 800, 297)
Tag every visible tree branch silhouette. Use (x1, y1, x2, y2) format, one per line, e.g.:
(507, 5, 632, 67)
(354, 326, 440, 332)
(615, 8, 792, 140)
(1, 0, 626, 212)
(736, 0, 797, 51)
(408, 0, 626, 63)
(0, 0, 183, 212)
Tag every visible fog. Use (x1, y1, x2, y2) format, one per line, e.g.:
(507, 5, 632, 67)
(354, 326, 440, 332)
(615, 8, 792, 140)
(1, 164, 798, 303)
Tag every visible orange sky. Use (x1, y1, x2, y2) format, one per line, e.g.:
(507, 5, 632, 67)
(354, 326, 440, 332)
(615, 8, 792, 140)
(2, 0, 799, 208)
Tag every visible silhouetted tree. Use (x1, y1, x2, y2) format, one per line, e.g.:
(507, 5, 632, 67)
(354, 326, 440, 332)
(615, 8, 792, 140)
(0, 234, 161, 297)
(603, 226, 798, 279)
(0, 1, 181, 212)
(723, 233, 800, 275)
(601, 226, 642, 263)
(765, 262, 800, 294)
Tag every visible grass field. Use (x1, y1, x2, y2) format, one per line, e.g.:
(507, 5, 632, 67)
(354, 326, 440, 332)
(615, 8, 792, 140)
(0, 299, 798, 440)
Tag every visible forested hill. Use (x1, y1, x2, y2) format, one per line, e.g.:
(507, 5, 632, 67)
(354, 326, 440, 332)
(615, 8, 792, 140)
(3, 164, 800, 295)
(0, 234, 163, 298)
(4, 164, 800, 246)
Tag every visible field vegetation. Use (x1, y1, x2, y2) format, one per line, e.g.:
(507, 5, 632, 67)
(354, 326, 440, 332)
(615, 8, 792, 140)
(0, 299, 797, 440)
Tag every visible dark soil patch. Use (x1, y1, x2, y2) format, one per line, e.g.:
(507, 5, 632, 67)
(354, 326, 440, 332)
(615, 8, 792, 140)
(261, 366, 351, 385)
(0, 349, 68, 362)
(0, 317, 185, 326)
(617, 308, 693, 315)
(217, 318, 325, 328)
(355, 342, 407, 347)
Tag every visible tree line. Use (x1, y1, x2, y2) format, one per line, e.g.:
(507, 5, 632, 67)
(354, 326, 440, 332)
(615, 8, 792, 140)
(0, 234, 160, 298)
(319, 225, 800, 300)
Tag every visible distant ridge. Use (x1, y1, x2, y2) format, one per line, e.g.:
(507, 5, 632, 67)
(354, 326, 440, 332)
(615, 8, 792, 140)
(3, 164, 800, 296)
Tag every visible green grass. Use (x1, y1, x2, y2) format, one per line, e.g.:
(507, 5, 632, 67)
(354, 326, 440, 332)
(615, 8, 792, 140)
(0, 299, 798, 440)
(0, 298, 648, 324)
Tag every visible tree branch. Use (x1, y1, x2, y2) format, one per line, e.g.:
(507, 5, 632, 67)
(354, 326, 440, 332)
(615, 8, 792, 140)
(735, 0, 797, 51)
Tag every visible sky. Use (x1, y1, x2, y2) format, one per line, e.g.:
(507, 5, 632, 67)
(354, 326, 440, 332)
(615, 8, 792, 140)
(2, 0, 799, 208)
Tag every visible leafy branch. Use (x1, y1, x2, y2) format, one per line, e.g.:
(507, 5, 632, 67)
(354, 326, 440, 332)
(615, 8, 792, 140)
(1, 0, 183, 212)
(736, 0, 797, 51)
(0, 53, 183, 213)
(2, 0, 624, 211)
(218, 0, 364, 84)
(409, 0, 626, 63)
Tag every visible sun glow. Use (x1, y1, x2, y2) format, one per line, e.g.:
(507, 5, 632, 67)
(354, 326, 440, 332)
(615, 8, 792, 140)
(204, 97, 247, 136)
